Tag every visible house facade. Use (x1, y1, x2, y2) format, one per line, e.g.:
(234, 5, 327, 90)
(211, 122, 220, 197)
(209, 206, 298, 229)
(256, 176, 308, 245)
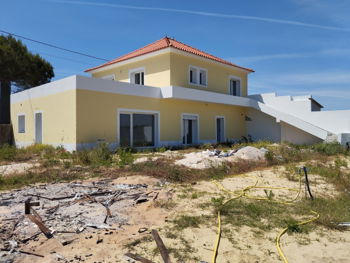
(10, 37, 350, 151)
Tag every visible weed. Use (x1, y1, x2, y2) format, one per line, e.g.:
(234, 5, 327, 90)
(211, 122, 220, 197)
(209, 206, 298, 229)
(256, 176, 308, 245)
(156, 147, 167, 153)
(172, 215, 202, 230)
(334, 158, 348, 168)
(264, 189, 275, 200)
(284, 218, 302, 233)
(0, 144, 17, 161)
(123, 235, 153, 251)
(312, 142, 347, 156)
(153, 200, 176, 210)
(74, 143, 113, 167)
(0, 169, 85, 191)
(117, 148, 134, 167)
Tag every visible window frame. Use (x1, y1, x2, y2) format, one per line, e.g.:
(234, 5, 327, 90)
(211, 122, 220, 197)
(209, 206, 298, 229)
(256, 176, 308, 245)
(17, 114, 25, 133)
(129, 67, 145, 85)
(215, 115, 226, 143)
(181, 113, 200, 145)
(228, 75, 242, 96)
(117, 108, 160, 148)
(188, 65, 208, 87)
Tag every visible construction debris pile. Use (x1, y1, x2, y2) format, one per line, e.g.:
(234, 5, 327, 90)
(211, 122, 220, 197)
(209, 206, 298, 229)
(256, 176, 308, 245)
(0, 180, 158, 262)
(175, 146, 268, 169)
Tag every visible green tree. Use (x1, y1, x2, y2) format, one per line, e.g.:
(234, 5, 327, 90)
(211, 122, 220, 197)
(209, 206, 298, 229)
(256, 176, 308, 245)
(0, 35, 54, 144)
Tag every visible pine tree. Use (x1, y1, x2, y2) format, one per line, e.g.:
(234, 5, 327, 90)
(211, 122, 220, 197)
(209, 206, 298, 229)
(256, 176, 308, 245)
(0, 35, 54, 144)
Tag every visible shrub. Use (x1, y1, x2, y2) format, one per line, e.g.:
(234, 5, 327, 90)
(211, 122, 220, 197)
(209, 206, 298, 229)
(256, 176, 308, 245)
(117, 148, 134, 167)
(312, 142, 346, 156)
(0, 144, 17, 161)
(90, 143, 113, 166)
(25, 144, 56, 155)
(74, 143, 113, 166)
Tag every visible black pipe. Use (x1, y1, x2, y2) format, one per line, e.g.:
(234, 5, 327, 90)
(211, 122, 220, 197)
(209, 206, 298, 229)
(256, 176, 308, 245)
(301, 166, 314, 200)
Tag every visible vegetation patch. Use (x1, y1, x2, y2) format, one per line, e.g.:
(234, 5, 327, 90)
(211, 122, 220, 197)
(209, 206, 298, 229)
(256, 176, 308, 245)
(172, 215, 203, 230)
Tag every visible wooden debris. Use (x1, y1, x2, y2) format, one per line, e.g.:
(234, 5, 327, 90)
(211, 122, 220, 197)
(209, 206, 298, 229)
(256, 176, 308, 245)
(24, 199, 53, 238)
(1, 248, 44, 258)
(27, 215, 53, 239)
(151, 230, 172, 263)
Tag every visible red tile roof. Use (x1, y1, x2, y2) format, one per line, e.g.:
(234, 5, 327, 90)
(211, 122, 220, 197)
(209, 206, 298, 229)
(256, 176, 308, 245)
(85, 37, 254, 72)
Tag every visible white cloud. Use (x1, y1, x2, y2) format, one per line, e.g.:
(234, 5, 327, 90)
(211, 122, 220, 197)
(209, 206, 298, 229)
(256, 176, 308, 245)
(230, 48, 350, 63)
(273, 71, 350, 85)
(291, 89, 350, 99)
(48, 0, 350, 32)
(250, 71, 350, 99)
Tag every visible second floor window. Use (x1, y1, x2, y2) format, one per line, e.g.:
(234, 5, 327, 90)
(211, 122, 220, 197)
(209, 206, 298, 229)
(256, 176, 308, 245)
(130, 68, 145, 85)
(229, 78, 241, 96)
(189, 66, 207, 86)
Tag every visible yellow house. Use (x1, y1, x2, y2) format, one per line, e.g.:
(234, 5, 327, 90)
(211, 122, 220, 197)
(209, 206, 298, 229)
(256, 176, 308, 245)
(11, 37, 348, 151)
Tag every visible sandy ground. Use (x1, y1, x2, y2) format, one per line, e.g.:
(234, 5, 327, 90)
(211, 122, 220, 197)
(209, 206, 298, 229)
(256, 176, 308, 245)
(2, 166, 349, 263)
(0, 162, 39, 175)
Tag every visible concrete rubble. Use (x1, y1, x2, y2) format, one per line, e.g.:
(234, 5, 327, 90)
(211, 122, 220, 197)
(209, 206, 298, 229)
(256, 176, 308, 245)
(0, 180, 159, 262)
(175, 146, 268, 169)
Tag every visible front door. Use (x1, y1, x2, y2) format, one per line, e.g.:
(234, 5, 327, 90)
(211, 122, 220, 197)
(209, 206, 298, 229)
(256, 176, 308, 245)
(216, 117, 224, 143)
(35, 112, 42, 144)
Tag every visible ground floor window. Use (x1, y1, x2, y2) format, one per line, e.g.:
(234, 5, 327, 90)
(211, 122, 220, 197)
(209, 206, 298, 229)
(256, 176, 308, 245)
(119, 111, 157, 147)
(18, 114, 25, 133)
(182, 114, 199, 145)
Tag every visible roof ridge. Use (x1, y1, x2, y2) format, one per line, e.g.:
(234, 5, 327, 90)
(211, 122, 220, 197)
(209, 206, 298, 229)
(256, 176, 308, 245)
(89, 37, 168, 69)
(85, 37, 254, 72)
(169, 38, 244, 69)
(164, 36, 171, 46)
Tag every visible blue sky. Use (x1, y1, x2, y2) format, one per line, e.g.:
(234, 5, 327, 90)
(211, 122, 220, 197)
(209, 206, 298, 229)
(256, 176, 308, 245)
(1, 0, 350, 110)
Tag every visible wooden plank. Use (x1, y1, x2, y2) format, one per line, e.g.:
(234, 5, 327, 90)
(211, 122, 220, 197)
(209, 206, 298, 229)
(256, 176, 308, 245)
(1, 248, 44, 258)
(124, 253, 155, 263)
(151, 230, 172, 263)
(27, 214, 53, 238)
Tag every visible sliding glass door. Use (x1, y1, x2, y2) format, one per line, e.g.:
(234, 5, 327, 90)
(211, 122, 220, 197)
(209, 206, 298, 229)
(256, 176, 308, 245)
(120, 114, 131, 147)
(119, 112, 156, 147)
(133, 114, 154, 147)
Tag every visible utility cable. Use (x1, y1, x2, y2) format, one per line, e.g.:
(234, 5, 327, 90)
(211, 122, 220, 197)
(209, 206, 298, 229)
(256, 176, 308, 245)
(0, 29, 109, 62)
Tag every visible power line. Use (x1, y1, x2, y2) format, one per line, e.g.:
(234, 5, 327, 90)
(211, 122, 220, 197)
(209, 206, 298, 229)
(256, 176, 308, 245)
(31, 49, 96, 66)
(0, 29, 109, 62)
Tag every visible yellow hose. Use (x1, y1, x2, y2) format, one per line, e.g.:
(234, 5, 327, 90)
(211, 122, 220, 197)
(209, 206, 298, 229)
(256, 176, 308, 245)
(211, 211, 221, 263)
(211, 172, 318, 263)
(276, 210, 320, 263)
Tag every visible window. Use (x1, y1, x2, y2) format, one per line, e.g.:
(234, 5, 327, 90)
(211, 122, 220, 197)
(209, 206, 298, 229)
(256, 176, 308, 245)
(189, 67, 198, 84)
(18, 115, 25, 133)
(199, 69, 207, 86)
(129, 68, 145, 85)
(229, 77, 241, 96)
(101, 74, 115, 81)
(119, 111, 157, 147)
(189, 66, 207, 86)
(133, 114, 154, 147)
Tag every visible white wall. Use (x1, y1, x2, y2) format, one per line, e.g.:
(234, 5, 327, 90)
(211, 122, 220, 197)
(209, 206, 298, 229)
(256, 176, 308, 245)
(246, 109, 281, 142)
(302, 111, 350, 134)
(249, 92, 350, 139)
(281, 122, 322, 145)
